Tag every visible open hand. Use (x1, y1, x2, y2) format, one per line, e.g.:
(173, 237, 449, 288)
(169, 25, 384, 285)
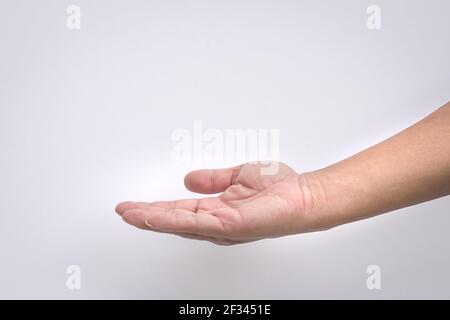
(115, 162, 325, 245)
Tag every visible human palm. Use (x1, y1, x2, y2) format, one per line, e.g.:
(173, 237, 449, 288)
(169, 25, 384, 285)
(116, 162, 317, 245)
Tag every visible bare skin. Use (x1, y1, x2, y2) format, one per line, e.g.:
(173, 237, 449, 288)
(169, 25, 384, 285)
(115, 101, 450, 245)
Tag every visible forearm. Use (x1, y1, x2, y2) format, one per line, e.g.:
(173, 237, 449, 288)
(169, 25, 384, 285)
(307, 102, 450, 229)
(117, 101, 450, 243)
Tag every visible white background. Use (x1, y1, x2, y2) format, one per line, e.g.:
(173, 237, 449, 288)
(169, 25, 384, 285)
(0, 0, 449, 299)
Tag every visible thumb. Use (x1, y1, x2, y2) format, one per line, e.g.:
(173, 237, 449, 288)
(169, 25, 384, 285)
(184, 165, 242, 194)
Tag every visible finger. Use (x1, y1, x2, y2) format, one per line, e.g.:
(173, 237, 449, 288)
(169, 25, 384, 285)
(115, 201, 153, 215)
(175, 233, 227, 244)
(116, 199, 203, 216)
(123, 208, 226, 237)
(150, 199, 200, 211)
(145, 208, 225, 236)
(174, 233, 245, 246)
(122, 209, 245, 245)
(144, 221, 241, 245)
(123, 209, 261, 245)
(122, 208, 155, 229)
(141, 223, 217, 242)
(184, 165, 242, 194)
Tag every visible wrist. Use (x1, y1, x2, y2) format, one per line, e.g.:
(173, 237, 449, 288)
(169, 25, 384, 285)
(297, 170, 343, 232)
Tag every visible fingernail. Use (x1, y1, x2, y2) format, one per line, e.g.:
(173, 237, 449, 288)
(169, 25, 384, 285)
(145, 220, 155, 229)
